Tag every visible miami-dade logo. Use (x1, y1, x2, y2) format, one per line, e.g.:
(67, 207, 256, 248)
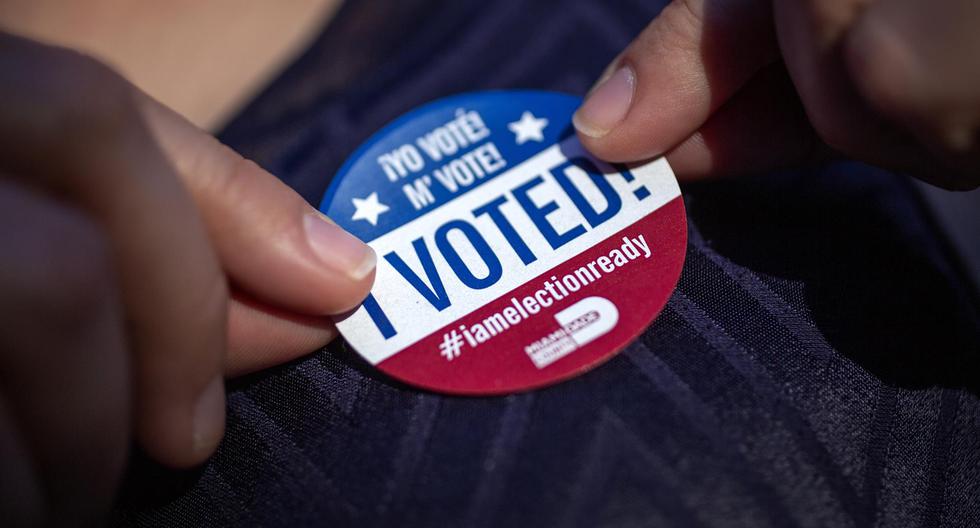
(524, 296, 619, 369)
(321, 91, 687, 394)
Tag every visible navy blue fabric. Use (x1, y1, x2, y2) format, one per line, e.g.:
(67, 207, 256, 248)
(112, 1, 980, 526)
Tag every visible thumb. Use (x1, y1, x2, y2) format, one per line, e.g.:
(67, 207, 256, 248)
(137, 94, 376, 317)
(573, 0, 778, 162)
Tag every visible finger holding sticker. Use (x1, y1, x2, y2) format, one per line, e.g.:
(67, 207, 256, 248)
(322, 91, 687, 395)
(573, 0, 980, 188)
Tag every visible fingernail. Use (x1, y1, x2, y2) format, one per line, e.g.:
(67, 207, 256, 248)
(304, 211, 377, 281)
(192, 376, 225, 455)
(573, 65, 636, 138)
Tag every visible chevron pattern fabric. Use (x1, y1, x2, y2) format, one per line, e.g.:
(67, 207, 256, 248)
(112, 1, 980, 526)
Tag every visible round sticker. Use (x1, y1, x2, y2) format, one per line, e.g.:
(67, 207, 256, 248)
(320, 90, 686, 395)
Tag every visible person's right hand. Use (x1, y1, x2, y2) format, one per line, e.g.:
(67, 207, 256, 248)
(573, 0, 980, 190)
(0, 33, 375, 525)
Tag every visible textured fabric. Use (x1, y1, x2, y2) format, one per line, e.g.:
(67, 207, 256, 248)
(112, 1, 980, 526)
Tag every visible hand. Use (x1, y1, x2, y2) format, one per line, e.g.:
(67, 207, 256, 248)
(0, 33, 375, 525)
(573, 0, 980, 190)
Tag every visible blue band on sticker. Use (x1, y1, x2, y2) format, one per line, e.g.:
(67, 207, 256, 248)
(320, 90, 686, 395)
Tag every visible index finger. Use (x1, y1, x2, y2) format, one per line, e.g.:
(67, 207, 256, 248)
(136, 93, 377, 317)
(573, 0, 778, 162)
(0, 34, 226, 468)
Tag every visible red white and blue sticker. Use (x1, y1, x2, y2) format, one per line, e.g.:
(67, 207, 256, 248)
(320, 91, 686, 395)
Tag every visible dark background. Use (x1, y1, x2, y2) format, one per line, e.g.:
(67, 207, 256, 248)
(113, 1, 980, 526)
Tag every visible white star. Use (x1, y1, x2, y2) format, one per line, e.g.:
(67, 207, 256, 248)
(508, 111, 548, 144)
(351, 192, 390, 226)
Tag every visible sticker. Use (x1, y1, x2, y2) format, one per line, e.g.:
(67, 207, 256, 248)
(320, 90, 686, 395)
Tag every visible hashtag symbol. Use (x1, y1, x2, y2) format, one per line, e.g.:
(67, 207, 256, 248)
(439, 330, 464, 361)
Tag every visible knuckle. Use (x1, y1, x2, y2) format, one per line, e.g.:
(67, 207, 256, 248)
(846, 20, 919, 118)
(804, 0, 855, 29)
(932, 124, 980, 158)
(183, 137, 248, 199)
(641, 0, 704, 55)
(185, 143, 299, 234)
(846, 15, 980, 159)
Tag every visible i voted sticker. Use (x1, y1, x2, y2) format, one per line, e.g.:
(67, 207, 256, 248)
(320, 91, 686, 395)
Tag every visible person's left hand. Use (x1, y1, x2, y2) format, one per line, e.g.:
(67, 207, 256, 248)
(0, 33, 375, 525)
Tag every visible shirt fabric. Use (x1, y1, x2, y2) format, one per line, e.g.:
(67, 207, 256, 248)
(112, 1, 980, 526)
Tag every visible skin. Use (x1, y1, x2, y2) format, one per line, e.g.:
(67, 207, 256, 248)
(0, 0, 343, 130)
(1, 0, 979, 525)
(573, 0, 980, 190)
(0, 34, 375, 525)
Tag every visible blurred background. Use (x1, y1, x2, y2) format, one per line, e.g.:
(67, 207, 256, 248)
(0, 0, 342, 130)
(0, 2, 977, 526)
(2, 0, 974, 292)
